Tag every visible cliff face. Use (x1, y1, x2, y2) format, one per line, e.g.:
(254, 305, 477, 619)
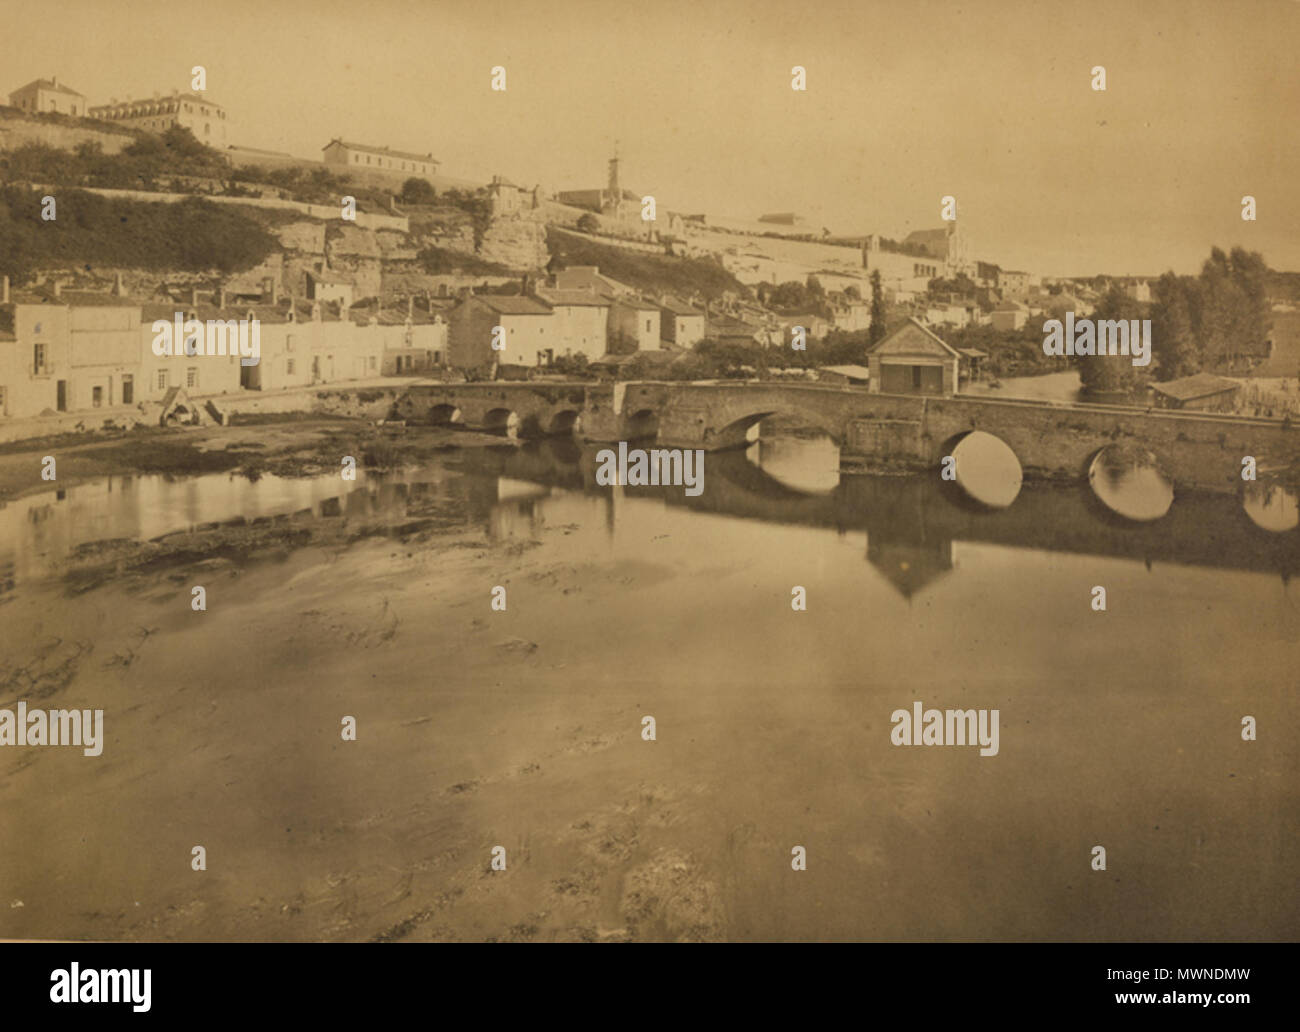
(478, 218, 549, 270)
(17, 199, 551, 300)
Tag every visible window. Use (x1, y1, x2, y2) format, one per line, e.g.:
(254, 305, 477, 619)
(33, 342, 47, 374)
(187, 367, 198, 389)
(92, 386, 103, 408)
(157, 369, 168, 390)
(286, 358, 295, 375)
(912, 366, 922, 389)
(121, 375, 133, 405)
(368, 356, 377, 370)
(286, 335, 296, 352)
(646, 319, 652, 333)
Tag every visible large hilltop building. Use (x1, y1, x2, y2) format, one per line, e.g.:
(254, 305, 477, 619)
(558, 156, 639, 219)
(7, 77, 86, 116)
(89, 91, 230, 147)
(322, 139, 439, 178)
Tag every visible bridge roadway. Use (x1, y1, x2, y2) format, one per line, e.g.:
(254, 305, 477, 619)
(397, 380, 1300, 492)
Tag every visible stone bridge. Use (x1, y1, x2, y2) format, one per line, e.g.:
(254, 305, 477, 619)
(398, 381, 1300, 492)
(451, 442, 1300, 582)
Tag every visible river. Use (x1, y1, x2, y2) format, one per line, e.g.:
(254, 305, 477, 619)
(0, 424, 1296, 941)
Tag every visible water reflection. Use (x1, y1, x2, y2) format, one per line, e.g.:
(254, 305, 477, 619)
(949, 431, 1023, 508)
(1089, 445, 1174, 521)
(1243, 480, 1300, 532)
(744, 430, 840, 494)
(2, 432, 1298, 602)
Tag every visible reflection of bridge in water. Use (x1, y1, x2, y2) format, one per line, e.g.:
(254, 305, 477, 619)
(453, 440, 1300, 592)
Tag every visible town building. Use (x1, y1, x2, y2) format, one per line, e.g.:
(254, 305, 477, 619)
(867, 318, 962, 395)
(1150, 372, 1242, 412)
(557, 156, 639, 219)
(990, 299, 1029, 331)
(321, 139, 439, 178)
(89, 91, 230, 147)
(0, 280, 147, 419)
(532, 287, 610, 358)
(487, 176, 533, 217)
(903, 222, 970, 274)
(346, 298, 447, 376)
(607, 297, 661, 353)
(551, 265, 636, 297)
(447, 294, 554, 371)
(659, 297, 705, 347)
(305, 269, 355, 309)
(7, 77, 86, 117)
(817, 364, 871, 386)
(996, 269, 1031, 297)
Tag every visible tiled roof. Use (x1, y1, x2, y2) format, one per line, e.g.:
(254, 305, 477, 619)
(12, 78, 85, 98)
(610, 296, 660, 311)
(308, 269, 352, 285)
(1150, 373, 1241, 401)
(472, 295, 553, 315)
(659, 297, 702, 316)
(535, 288, 611, 307)
(324, 139, 439, 165)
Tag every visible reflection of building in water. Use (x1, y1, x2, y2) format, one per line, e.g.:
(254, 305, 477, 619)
(866, 538, 954, 599)
(0, 552, 15, 601)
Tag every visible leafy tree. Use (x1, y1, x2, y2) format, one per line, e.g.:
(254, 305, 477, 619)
(400, 177, 436, 204)
(576, 213, 600, 233)
(868, 269, 887, 347)
(1150, 271, 1199, 380)
(843, 284, 862, 301)
(1074, 285, 1150, 397)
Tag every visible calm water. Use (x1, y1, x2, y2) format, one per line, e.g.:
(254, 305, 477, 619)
(2, 428, 1298, 593)
(2, 424, 1298, 941)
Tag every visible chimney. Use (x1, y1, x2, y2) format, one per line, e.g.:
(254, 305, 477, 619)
(190, 286, 199, 307)
(217, 286, 226, 308)
(52, 76, 58, 88)
(1, 275, 9, 304)
(112, 271, 124, 298)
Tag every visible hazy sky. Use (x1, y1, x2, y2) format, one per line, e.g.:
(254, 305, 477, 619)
(3, 0, 1298, 276)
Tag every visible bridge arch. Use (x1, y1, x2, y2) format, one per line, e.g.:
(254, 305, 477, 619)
(549, 409, 583, 435)
(1086, 443, 1173, 522)
(428, 403, 463, 426)
(709, 407, 843, 450)
(625, 408, 660, 440)
(938, 429, 1023, 508)
(483, 407, 521, 438)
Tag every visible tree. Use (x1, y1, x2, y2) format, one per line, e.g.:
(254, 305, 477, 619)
(868, 269, 887, 347)
(844, 284, 862, 301)
(576, 213, 600, 234)
(1074, 285, 1149, 397)
(1150, 271, 1199, 380)
(400, 177, 436, 204)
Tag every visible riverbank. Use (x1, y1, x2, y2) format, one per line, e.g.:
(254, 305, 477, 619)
(0, 416, 512, 505)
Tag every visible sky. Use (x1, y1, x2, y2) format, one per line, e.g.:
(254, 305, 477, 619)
(2, 0, 1298, 277)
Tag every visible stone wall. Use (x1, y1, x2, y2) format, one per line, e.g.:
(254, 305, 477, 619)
(0, 116, 136, 155)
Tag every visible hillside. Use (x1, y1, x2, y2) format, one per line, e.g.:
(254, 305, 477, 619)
(546, 226, 750, 299)
(0, 186, 279, 282)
